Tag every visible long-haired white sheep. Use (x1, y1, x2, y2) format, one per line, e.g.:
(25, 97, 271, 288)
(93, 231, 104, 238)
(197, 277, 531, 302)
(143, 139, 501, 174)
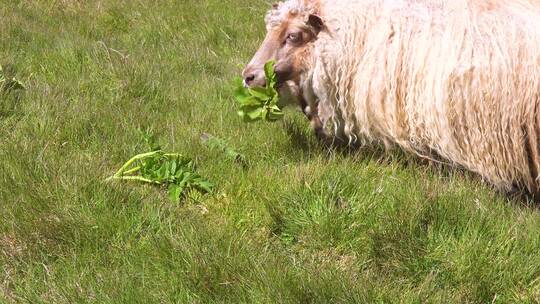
(242, 0, 540, 194)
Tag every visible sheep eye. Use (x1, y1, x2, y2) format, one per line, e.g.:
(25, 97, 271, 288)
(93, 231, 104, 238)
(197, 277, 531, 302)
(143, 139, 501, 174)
(286, 33, 302, 44)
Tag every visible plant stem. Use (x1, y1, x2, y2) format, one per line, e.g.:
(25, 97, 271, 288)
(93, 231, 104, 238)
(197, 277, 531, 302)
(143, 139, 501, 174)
(108, 175, 162, 184)
(113, 150, 162, 178)
(163, 153, 182, 158)
(121, 166, 141, 175)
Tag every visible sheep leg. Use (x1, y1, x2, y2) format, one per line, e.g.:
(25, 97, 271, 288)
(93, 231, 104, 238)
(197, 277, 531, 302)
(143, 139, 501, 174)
(298, 96, 346, 147)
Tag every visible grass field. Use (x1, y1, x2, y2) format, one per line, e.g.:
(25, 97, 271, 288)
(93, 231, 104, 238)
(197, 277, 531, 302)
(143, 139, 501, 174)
(1, 0, 540, 303)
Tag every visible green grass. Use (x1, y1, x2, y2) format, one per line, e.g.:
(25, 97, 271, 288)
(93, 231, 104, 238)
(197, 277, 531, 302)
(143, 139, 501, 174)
(1, 1, 539, 303)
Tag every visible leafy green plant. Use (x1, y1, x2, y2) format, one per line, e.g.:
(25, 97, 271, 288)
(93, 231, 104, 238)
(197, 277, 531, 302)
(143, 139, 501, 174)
(107, 151, 213, 202)
(0, 65, 25, 92)
(234, 60, 283, 122)
(200, 133, 247, 166)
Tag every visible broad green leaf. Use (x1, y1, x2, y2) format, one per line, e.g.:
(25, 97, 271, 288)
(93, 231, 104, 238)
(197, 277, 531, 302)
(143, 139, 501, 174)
(170, 160, 177, 175)
(234, 87, 250, 102)
(238, 96, 263, 107)
(168, 184, 183, 202)
(247, 107, 264, 120)
(248, 87, 271, 100)
(264, 60, 276, 80)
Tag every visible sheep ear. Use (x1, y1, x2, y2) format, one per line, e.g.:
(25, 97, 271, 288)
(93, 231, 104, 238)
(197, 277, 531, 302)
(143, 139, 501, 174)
(272, 2, 282, 9)
(308, 14, 324, 34)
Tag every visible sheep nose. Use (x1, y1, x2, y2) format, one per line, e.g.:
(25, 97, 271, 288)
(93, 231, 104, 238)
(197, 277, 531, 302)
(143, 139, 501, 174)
(244, 74, 256, 87)
(242, 67, 266, 87)
(243, 74, 266, 88)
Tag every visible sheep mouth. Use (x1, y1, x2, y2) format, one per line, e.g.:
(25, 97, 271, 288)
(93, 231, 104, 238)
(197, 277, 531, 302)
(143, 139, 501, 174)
(275, 70, 294, 87)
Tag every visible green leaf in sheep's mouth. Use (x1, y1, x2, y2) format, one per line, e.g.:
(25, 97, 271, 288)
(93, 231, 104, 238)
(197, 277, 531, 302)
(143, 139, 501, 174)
(234, 60, 283, 122)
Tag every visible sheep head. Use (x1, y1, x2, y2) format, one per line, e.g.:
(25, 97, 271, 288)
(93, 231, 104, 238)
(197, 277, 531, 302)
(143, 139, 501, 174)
(242, 0, 323, 96)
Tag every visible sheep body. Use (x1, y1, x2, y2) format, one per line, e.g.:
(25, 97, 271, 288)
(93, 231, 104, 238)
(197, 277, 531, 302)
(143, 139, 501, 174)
(289, 0, 540, 192)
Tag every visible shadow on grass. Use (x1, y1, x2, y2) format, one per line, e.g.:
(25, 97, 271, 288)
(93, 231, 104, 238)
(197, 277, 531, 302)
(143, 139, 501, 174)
(282, 117, 540, 207)
(282, 119, 318, 153)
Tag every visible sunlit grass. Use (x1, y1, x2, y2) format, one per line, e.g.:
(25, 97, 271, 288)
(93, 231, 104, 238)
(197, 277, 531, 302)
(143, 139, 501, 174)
(1, 1, 539, 302)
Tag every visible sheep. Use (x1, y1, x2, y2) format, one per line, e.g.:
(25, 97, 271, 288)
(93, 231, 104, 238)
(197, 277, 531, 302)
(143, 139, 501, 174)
(242, 0, 540, 194)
